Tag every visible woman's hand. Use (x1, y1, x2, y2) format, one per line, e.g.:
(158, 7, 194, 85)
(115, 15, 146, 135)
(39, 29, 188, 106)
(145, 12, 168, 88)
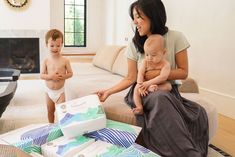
(96, 89, 110, 102)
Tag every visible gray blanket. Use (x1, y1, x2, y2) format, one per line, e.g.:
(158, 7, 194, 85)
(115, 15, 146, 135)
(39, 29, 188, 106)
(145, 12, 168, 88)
(125, 83, 209, 157)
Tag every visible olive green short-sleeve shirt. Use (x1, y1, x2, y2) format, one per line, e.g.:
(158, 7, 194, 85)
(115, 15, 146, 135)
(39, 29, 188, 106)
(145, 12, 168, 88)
(125, 30, 190, 69)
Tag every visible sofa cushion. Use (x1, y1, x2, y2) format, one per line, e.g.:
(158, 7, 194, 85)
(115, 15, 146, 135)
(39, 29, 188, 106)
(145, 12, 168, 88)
(103, 91, 136, 125)
(71, 63, 111, 75)
(112, 47, 128, 77)
(179, 78, 199, 93)
(92, 45, 125, 72)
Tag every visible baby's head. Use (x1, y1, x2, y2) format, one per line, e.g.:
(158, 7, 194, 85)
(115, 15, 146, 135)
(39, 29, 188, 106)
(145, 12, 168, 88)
(45, 29, 63, 55)
(45, 29, 63, 45)
(144, 34, 166, 63)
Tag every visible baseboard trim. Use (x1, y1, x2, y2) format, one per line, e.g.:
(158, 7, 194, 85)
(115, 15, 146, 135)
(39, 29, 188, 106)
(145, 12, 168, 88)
(199, 87, 235, 99)
(199, 87, 235, 120)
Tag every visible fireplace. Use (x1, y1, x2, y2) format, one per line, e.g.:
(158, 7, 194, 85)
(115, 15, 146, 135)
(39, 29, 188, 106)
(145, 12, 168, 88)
(0, 38, 40, 73)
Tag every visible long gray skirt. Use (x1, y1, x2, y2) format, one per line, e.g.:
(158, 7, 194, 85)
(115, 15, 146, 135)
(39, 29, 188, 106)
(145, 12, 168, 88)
(125, 83, 209, 157)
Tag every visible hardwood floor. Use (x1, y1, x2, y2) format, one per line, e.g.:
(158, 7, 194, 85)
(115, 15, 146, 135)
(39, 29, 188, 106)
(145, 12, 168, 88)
(211, 114, 235, 156)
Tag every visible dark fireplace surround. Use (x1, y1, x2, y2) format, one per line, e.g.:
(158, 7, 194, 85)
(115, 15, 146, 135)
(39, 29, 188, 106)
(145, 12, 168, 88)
(0, 38, 40, 73)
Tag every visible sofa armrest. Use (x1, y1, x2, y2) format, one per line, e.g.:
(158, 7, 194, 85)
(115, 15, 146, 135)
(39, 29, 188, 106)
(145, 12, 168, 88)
(178, 78, 199, 93)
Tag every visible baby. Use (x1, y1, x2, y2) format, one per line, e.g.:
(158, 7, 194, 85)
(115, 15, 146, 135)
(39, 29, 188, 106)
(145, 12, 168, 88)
(133, 34, 172, 115)
(40, 29, 73, 123)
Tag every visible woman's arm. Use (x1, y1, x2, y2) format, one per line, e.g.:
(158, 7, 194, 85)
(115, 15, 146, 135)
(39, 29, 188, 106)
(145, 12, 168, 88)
(145, 49, 188, 81)
(137, 60, 146, 83)
(168, 49, 188, 80)
(97, 58, 138, 102)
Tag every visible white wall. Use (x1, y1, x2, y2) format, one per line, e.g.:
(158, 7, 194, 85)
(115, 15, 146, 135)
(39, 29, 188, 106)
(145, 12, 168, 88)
(104, 0, 135, 45)
(164, 0, 235, 119)
(105, 0, 235, 119)
(0, 0, 50, 30)
(50, 0, 106, 54)
(0, 0, 106, 53)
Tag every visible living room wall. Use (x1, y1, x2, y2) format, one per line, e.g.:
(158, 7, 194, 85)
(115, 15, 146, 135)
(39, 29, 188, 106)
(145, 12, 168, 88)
(0, 0, 50, 30)
(164, 0, 235, 119)
(0, 0, 106, 54)
(105, 0, 235, 119)
(50, 0, 106, 54)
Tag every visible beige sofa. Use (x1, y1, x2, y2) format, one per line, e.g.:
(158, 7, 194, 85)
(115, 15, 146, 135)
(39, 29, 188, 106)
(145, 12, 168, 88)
(65, 45, 218, 141)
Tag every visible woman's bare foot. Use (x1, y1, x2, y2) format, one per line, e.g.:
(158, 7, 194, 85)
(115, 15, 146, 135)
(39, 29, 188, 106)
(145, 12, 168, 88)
(133, 107, 144, 115)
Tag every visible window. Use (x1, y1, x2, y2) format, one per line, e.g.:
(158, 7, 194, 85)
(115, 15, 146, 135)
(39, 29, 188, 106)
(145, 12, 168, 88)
(64, 0, 86, 47)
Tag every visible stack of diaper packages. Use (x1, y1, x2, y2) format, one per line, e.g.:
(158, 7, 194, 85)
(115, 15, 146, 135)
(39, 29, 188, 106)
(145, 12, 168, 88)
(0, 94, 161, 156)
(0, 123, 63, 155)
(40, 94, 107, 157)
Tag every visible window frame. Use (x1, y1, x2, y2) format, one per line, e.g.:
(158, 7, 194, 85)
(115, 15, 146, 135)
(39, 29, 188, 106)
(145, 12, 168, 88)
(64, 0, 87, 47)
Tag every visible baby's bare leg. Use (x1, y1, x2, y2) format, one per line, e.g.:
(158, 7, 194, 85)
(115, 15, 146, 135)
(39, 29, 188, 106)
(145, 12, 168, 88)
(158, 82, 172, 91)
(133, 86, 144, 115)
(46, 94, 55, 123)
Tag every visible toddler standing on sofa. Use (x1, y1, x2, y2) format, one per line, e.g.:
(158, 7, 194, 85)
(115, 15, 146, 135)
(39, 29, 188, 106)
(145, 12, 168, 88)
(40, 29, 73, 123)
(133, 34, 172, 115)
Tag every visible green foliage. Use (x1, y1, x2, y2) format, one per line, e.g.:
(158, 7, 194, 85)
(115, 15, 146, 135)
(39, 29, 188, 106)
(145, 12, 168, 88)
(64, 0, 85, 46)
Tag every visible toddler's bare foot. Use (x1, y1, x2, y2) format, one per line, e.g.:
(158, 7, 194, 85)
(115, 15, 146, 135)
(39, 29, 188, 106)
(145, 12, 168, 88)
(132, 107, 144, 115)
(148, 85, 158, 92)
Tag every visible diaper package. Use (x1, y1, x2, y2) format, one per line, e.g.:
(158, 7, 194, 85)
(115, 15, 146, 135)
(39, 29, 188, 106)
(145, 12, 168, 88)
(0, 139, 8, 145)
(41, 135, 95, 157)
(56, 94, 106, 138)
(85, 120, 142, 148)
(72, 140, 124, 157)
(116, 143, 161, 157)
(0, 123, 63, 154)
(106, 119, 141, 135)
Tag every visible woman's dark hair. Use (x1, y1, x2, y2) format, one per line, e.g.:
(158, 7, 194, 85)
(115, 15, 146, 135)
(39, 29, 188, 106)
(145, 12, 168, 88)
(129, 0, 168, 53)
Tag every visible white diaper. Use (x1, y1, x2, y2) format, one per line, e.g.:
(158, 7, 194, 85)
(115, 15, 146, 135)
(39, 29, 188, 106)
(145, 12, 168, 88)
(45, 86, 65, 103)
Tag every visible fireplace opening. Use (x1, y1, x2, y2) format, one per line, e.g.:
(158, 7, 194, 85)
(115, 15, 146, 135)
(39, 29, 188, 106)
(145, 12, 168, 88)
(0, 38, 40, 73)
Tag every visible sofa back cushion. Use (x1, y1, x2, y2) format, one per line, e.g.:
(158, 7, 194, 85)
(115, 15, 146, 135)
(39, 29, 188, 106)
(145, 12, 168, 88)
(112, 47, 128, 77)
(92, 45, 125, 71)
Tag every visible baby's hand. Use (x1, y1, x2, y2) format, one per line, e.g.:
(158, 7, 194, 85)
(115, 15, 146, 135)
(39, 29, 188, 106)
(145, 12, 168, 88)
(51, 72, 61, 81)
(138, 87, 148, 97)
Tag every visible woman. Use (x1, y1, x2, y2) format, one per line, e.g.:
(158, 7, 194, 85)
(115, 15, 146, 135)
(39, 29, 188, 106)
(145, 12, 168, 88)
(97, 0, 209, 156)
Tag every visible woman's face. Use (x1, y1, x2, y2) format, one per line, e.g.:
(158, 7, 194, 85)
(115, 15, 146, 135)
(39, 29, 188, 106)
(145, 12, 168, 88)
(133, 7, 151, 37)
